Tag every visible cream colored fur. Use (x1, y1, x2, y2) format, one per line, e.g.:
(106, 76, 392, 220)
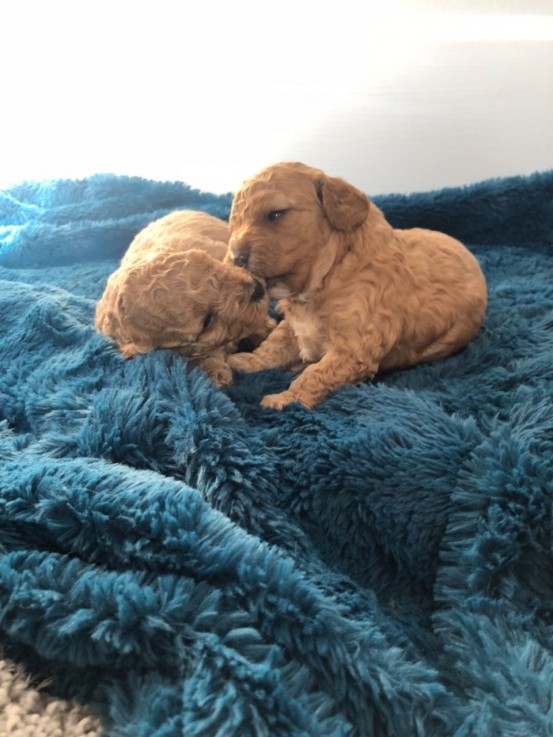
(227, 162, 487, 409)
(0, 657, 100, 737)
(96, 210, 275, 386)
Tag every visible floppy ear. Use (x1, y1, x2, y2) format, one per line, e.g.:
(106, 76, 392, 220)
(317, 175, 370, 232)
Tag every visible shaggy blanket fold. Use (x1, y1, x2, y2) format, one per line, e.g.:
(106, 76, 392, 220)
(0, 170, 552, 736)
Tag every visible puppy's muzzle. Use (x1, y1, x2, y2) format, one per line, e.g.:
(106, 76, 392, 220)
(230, 240, 251, 269)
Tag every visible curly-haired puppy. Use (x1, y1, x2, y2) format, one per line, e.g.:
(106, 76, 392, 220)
(95, 210, 275, 386)
(227, 162, 487, 409)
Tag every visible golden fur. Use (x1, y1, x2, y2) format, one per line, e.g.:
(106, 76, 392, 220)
(227, 162, 487, 409)
(95, 210, 275, 386)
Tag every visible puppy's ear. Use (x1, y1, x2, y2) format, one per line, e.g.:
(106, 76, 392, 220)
(114, 289, 144, 347)
(317, 176, 370, 231)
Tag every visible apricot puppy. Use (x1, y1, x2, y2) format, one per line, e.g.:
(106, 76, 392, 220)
(95, 210, 275, 386)
(227, 162, 487, 409)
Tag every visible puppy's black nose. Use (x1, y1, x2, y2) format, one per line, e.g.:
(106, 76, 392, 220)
(250, 278, 265, 302)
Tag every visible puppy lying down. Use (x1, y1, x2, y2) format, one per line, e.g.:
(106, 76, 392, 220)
(95, 210, 275, 386)
(227, 162, 487, 409)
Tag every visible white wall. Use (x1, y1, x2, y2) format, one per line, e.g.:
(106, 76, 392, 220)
(1, 0, 552, 195)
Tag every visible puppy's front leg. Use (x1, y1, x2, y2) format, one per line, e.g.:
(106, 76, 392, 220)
(240, 316, 278, 351)
(228, 320, 301, 373)
(261, 348, 379, 409)
(187, 349, 233, 387)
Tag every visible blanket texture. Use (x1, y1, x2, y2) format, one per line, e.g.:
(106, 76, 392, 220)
(0, 170, 552, 737)
(0, 657, 99, 736)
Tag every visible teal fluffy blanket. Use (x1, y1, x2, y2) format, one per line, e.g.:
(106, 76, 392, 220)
(1, 171, 552, 736)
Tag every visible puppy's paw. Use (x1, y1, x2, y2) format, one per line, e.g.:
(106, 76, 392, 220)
(263, 315, 278, 335)
(227, 352, 265, 373)
(260, 390, 311, 410)
(207, 363, 233, 387)
(119, 342, 140, 358)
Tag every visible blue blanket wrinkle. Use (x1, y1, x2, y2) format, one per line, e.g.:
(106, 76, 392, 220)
(1, 170, 553, 736)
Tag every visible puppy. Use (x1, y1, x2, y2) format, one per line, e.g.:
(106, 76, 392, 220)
(95, 210, 275, 386)
(227, 162, 487, 409)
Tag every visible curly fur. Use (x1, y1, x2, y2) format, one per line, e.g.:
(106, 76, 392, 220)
(95, 210, 275, 386)
(227, 162, 487, 408)
(0, 657, 100, 737)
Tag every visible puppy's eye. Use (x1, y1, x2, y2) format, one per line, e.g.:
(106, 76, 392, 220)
(202, 312, 215, 332)
(267, 209, 287, 222)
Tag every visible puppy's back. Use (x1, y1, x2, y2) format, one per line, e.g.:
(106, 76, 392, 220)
(398, 227, 486, 304)
(122, 210, 229, 267)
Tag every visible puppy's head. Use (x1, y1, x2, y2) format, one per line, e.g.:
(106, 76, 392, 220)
(228, 162, 370, 297)
(97, 249, 271, 359)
